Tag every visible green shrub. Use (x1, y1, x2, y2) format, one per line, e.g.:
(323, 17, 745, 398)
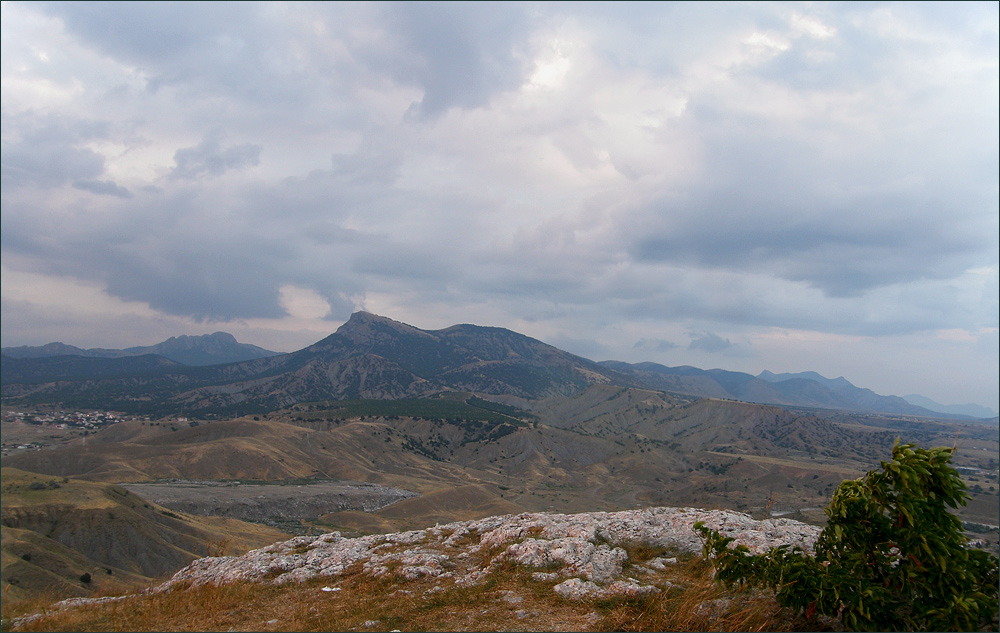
(696, 441, 999, 631)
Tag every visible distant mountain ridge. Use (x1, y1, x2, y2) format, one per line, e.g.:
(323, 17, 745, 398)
(1, 312, 993, 421)
(758, 370, 997, 419)
(600, 362, 994, 421)
(900, 394, 997, 420)
(2, 332, 278, 366)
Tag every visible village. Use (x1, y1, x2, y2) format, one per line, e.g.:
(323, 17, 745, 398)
(0, 409, 147, 456)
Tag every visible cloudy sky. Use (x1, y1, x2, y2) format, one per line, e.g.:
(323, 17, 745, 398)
(2, 2, 997, 411)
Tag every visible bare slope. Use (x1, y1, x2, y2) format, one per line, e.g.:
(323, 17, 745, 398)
(0, 389, 899, 525)
(0, 468, 287, 603)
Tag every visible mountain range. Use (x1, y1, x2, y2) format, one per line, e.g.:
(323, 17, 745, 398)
(2, 331, 277, 366)
(1, 312, 995, 421)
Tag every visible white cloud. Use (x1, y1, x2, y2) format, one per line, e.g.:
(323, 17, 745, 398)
(790, 13, 837, 40)
(278, 284, 331, 320)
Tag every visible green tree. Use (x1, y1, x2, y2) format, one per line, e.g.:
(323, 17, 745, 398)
(696, 441, 999, 631)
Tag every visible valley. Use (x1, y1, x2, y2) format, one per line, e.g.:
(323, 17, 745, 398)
(119, 479, 418, 533)
(4, 389, 996, 554)
(0, 468, 288, 604)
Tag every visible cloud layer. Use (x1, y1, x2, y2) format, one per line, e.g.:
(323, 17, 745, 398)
(2, 2, 997, 410)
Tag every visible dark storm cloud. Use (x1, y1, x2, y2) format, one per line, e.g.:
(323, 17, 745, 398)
(37, 1, 263, 94)
(87, 187, 368, 322)
(104, 249, 289, 321)
(629, 136, 996, 299)
(72, 179, 133, 198)
(171, 136, 263, 180)
(0, 172, 366, 321)
(40, 1, 249, 63)
(0, 115, 107, 189)
(41, 1, 532, 120)
(377, 2, 532, 118)
(631, 203, 986, 298)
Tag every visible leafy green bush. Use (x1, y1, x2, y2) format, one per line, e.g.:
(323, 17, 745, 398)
(695, 441, 999, 631)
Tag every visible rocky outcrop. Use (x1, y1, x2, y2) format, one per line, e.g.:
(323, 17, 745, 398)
(8, 506, 822, 630)
(158, 507, 820, 598)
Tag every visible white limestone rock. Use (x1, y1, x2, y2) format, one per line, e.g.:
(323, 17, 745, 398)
(157, 506, 820, 600)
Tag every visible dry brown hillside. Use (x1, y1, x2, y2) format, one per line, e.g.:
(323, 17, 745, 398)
(0, 468, 286, 605)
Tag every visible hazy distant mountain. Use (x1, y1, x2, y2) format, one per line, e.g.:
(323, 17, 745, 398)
(901, 394, 997, 419)
(757, 370, 853, 392)
(2, 332, 278, 366)
(756, 370, 995, 419)
(600, 362, 958, 419)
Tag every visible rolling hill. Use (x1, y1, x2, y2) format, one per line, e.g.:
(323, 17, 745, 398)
(11, 385, 995, 535)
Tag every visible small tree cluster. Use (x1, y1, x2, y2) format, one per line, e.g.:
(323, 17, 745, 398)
(696, 441, 999, 631)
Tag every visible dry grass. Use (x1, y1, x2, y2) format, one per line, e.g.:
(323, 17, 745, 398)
(594, 557, 820, 632)
(2, 552, 834, 633)
(5, 564, 585, 632)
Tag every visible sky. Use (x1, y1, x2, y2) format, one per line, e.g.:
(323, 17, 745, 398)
(1, 2, 997, 412)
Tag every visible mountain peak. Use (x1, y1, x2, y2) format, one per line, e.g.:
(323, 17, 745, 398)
(337, 311, 431, 338)
(345, 310, 384, 323)
(342, 311, 415, 328)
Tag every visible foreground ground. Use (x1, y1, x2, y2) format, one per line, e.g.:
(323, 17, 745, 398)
(3, 557, 827, 632)
(3, 507, 830, 632)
